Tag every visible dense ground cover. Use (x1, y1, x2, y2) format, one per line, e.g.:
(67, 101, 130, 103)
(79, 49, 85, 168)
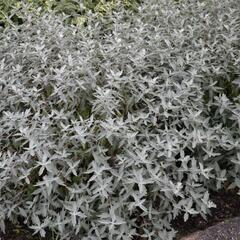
(0, 0, 240, 239)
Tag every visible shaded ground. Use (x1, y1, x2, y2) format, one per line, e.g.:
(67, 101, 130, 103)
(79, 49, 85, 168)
(0, 221, 51, 240)
(0, 189, 240, 240)
(173, 188, 240, 239)
(0, 223, 41, 240)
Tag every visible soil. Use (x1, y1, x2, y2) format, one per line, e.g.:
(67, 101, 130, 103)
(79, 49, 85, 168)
(0, 189, 240, 240)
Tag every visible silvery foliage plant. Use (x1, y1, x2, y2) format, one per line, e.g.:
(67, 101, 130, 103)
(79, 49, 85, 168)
(0, 0, 240, 239)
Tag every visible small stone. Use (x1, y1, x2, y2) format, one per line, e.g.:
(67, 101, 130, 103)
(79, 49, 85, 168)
(180, 232, 201, 240)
